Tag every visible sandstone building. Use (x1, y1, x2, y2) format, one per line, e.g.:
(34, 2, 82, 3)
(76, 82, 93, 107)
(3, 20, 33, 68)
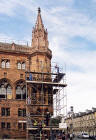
(65, 108, 96, 137)
(0, 8, 66, 139)
(0, 8, 53, 138)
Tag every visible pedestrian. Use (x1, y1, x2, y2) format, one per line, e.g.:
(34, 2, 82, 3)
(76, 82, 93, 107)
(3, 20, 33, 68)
(62, 132, 65, 140)
(65, 133, 68, 140)
(70, 133, 73, 140)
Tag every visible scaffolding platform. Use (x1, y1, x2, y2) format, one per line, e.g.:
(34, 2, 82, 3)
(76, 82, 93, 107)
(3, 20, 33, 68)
(25, 71, 65, 76)
(26, 80, 67, 87)
(27, 126, 60, 130)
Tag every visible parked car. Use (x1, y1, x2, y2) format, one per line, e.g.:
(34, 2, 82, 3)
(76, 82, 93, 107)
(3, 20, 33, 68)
(82, 133, 89, 138)
(77, 133, 89, 139)
(89, 135, 96, 139)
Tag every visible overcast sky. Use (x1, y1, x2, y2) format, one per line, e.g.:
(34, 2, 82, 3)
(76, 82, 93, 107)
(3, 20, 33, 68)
(0, 0, 96, 113)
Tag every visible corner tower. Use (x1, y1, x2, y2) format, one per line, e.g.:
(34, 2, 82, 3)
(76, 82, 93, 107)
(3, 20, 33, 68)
(26, 8, 67, 139)
(26, 8, 53, 127)
(30, 7, 52, 73)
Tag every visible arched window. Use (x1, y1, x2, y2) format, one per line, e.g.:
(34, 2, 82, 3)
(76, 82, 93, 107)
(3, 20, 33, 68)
(16, 82, 26, 100)
(0, 81, 12, 99)
(7, 85, 12, 94)
(1, 85, 6, 94)
(1, 60, 5, 68)
(6, 61, 10, 68)
(7, 85, 12, 99)
(22, 62, 25, 70)
(16, 86, 22, 94)
(17, 62, 21, 69)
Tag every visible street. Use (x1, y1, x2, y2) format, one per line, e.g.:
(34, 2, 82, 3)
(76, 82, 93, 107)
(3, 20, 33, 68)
(57, 138, 94, 140)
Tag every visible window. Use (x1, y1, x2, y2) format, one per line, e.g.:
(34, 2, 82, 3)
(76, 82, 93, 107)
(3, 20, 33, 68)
(1, 60, 5, 68)
(18, 123, 26, 130)
(23, 123, 26, 130)
(0, 85, 6, 98)
(17, 62, 26, 70)
(18, 108, 26, 117)
(6, 61, 10, 68)
(17, 62, 21, 69)
(22, 62, 25, 70)
(16, 86, 26, 99)
(1, 122, 5, 128)
(18, 123, 22, 129)
(7, 85, 12, 94)
(1, 122, 10, 129)
(7, 123, 10, 129)
(1, 108, 5, 116)
(0, 81, 12, 99)
(1, 108, 10, 116)
(16, 80, 26, 100)
(1, 60, 10, 68)
(16, 86, 22, 95)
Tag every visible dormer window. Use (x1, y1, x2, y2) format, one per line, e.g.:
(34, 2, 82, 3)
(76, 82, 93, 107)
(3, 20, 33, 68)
(17, 61, 26, 70)
(1, 59, 10, 68)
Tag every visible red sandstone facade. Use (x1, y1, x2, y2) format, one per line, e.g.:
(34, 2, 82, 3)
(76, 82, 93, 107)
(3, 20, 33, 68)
(0, 8, 52, 138)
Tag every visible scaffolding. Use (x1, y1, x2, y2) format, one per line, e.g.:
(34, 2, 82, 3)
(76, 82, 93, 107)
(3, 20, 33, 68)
(25, 61, 67, 139)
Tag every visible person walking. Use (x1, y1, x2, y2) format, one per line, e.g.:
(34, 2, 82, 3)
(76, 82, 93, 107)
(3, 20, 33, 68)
(62, 132, 65, 140)
(70, 133, 73, 140)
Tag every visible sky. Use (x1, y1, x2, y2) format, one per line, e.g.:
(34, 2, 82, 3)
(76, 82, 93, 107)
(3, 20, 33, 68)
(0, 0, 96, 113)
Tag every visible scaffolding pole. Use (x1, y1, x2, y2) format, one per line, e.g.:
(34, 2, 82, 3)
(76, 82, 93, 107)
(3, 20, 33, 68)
(25, 61, 67, 139)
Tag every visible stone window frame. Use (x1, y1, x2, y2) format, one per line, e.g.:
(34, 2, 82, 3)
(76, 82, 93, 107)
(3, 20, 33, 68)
(0, 79, 12, 99)
(18, 123, 22, 129)
(18, 123, 26, 130)
(17, 61, 26, 70)
(1, 108, 10, 116)
(18, 108, 26, 117)
(1, 122, 11, 129)
(1, 59, 10, 69)
(16, 84, 26, 100)
(1, 122, 5, 129)
(6, 122, 11, 129)
(15, 80, 26, 100)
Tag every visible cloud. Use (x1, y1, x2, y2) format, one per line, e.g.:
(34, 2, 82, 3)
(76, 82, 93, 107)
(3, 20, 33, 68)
(0, 0, 37, 17)
(50, 35, 96, 113)
(67, 71, 96, 112)
(0, 0, 96, 114)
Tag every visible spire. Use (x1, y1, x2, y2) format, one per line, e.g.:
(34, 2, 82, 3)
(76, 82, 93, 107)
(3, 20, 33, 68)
(32, 8, 49, 49)
(35, 7, 44, 30)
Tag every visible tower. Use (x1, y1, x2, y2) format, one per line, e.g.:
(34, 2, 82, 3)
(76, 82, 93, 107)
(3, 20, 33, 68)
(26, 7, 52, 129)
(30, 7, 51, 74)
(26, 8, 67, 139)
